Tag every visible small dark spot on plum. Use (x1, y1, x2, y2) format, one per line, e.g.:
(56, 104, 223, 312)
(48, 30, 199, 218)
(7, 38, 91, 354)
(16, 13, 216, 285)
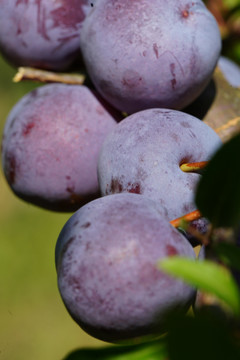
(84, 128, 89, 133)
(153, 43, 159, 59)
(189, 130, 196, 138)
(16, 0, 29, 6)
(66, 186, 75, 193)
(81, 222, 91, 229)
(73, 220, 79, 226)
(67, 275, 81, 291)
(66, 175, 71, 180)
(183, 203, 192, 214)
(182, 9, 189, 18)
(170, 63, 177, 89)
(166, 245, 179, 257)
(160, 110, 172, 114)
(61, 235, 76, 256)
(170, 133, 179, 142)
(9, 116, 18, 129)
(6, 153, 17, 184)
(181, 121, 191, 128)
(109, 178, 123, 194)
(171, 78, 177, 89)
(50, 0, 86, 31)
(170, 63, 175, 74)
(127, 182, 141, 194)
(180, 3, 194, 19)
(23, 121, 35, 136)
(122, 70, 142, 89)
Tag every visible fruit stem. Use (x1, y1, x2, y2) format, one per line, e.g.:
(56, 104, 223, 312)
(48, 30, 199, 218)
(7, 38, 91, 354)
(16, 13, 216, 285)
(13, 67, 85, 85)
(180, 161, 208, 173)
(170, 210, 202, 228)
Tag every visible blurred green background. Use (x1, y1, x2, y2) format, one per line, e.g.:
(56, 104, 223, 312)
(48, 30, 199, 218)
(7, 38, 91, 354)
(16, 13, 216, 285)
(204, 0, 240, 65)
(0, 55, 103, 360)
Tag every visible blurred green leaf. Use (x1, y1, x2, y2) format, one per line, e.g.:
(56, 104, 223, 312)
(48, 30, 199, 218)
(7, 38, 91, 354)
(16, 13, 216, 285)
(166, 308, 240, 360)
(63, 340, 167, 360)
(222, 0, 240, 10)
(195, 133, 240, 228)
(159, 257, 240, 316)
(215, 242, 240, 271)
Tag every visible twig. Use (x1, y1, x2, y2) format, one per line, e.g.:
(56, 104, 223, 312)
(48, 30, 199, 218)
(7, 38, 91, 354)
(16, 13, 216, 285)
(13, 67, 86, 85)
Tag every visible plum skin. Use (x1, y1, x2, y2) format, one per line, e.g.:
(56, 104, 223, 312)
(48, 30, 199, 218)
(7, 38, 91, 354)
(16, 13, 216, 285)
(218, 56, 240, 88)
(80, 0, 222, 114)
(0, 0, 91, 70)
(97, 109, 222, 221)
(1, 84, 118, 211)
(56, 193, 196, 342)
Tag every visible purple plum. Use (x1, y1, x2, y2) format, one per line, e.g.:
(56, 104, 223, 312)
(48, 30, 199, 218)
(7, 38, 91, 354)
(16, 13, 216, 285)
(98, 109, 222, 221)
(80, 0, 221, 114)
(55, 193, 196, 342)
(0, 0, 92, 70)
(1, 83, 118, 211)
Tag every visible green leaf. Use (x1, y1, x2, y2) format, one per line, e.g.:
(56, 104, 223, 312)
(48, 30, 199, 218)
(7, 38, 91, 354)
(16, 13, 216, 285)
(195, 133, 240, 228)
(63, 340, 167, 360)
(215, 242, 240, 271)
(158, 257, 240, 317)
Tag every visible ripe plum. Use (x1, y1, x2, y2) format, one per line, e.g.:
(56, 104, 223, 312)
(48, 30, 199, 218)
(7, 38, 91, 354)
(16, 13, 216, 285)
(1, 83, 118, 211)
(98, 109, 222, 221)
(80, 0, 221, 113)
(55, 193, 196, 342)
(0, 0, 91, 70)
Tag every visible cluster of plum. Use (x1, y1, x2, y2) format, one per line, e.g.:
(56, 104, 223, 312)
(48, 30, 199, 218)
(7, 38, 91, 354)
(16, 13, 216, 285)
(0, 0, 231, 344)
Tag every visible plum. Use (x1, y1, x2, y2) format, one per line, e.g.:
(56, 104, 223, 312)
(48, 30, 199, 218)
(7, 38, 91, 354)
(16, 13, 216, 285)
(1, 83, 118, 211)
(0, 0, 92, 70)
(55, 193, 196, 342)
(98, 109, 222, 221)
(218, 56, 240, 88)
(80, 0, 221, 114)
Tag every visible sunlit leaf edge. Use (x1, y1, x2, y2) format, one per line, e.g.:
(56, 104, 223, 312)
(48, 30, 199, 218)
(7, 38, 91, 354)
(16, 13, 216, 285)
(158, 257, 240, 317)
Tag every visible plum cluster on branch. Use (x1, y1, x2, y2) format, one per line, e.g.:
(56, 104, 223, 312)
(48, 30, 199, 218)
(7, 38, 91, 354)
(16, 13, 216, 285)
(2, 0, 240, 348)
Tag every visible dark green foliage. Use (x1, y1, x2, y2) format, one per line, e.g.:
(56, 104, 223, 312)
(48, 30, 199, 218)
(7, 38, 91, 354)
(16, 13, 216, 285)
(63, 340, 167, 360)
(215, 242, 240, 272)
(196, 133, 240, 228)
(166, 307, 240, 360)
